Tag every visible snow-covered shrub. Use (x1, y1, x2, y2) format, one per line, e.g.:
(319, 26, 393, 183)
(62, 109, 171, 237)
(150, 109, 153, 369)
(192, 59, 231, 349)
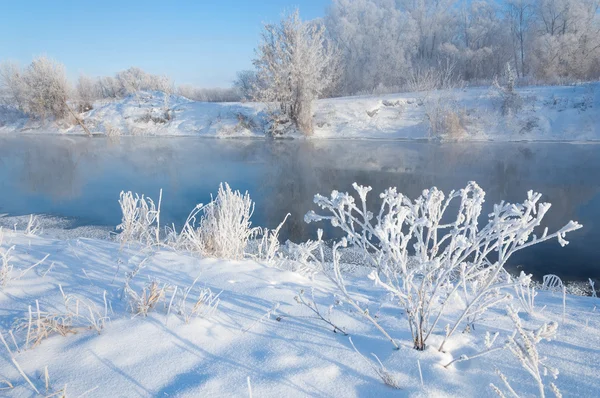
(75, 75, 100, 112)
(491, 306, 561, 398)
(21, 56, 71, 120)
(0, 61, 27, 111)
(0, 230, 15, 287)
(97, 76, 121, 99)
(116, 190, 162, 247)
(252, 213, 289, 264)
(305, 182, 581, 351)
(406, 58, 462, 93)
(1, 57, 73, 121)
(180, 183, 256, 260)
(512, 271, 538, 315)
(177, 85, 241, 102)
(424, 96, 467, 140)
(493, 63, 523, 117)
(24, 215, 40, 236)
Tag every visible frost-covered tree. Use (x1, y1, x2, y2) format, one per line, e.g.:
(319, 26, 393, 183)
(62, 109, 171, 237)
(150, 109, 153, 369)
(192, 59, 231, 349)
(233, 70, 259, 101)
(505, 0, 535, 78)
(253, 9, 340, 135)
(76, 75, 100, 111)
(0, 61, 27, 110)
(21, 56, 71, 120)
(326, 0, 416, 94)
(531, 0, 600, 81)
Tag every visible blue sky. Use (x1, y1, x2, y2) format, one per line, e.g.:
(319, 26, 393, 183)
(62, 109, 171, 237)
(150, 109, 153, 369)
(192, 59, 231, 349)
(0, 1, 329, 87)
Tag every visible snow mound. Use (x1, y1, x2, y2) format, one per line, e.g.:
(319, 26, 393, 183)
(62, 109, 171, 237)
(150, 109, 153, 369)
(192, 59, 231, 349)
(0, 230, 598, 397)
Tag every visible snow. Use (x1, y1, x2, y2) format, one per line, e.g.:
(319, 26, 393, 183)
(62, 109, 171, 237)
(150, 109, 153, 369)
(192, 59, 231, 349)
(0, 229, 598, 397)
(1, 83, 599, 141)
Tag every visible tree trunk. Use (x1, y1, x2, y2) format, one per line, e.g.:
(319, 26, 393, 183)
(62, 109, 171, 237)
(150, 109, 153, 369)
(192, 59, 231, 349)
(295, 92, 313, 136)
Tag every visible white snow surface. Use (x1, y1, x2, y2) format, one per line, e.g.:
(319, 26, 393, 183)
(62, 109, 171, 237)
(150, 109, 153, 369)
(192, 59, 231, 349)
(0, 230, 599, 397)
(1, 83, 599, 141)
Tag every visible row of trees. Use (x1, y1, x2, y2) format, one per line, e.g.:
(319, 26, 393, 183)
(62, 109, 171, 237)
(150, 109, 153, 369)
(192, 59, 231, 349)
(242, 0, 600, 135)
(324, 0, 600, 94)
(2, 1, 599, 134)
(0, 58, 244, 121)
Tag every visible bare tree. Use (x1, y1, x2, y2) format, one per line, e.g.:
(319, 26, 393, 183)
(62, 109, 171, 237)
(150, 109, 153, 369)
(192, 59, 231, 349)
(253, 9, 340, 135)
(505, 0, 535, 78)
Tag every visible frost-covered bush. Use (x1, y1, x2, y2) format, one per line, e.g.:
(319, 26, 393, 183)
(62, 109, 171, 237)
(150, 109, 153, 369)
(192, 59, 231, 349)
(251, 213, 289, 264)
(406, 58, 462, 93)
(2, 56, 72, 120)
(180, 183, 256, 260)
(23, 56, 71, 120)
(75, 75, 101, 112)
(177, 85, 241, 102)
(116, 190, 162, 247)
(492, 306, 562, 398)
(305, 182, 581, 350)
(0, 61, 27, 111)
(424, 95, 467, 139)
(493, 63, 523, 117)
(0, 229, 15, 287)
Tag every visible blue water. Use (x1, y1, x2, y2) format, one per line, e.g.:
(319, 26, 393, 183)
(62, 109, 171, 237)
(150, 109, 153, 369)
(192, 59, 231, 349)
(0, 135, 598, 280)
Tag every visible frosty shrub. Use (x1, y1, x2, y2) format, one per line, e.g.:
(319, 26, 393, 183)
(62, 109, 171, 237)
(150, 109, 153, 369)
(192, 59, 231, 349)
(493, 63, 523, 117)
(252, 213, 290, 264)
(0, 61, 27, 111)
(76, 75, 101, 112)
(424, 95, 467, 139)
(21, 56, 70, 120)
(305, 182, 581, 351)
(116, 190, 162, 247)
(406, 58, 462, 93)
(0, 229, 15, 287)
(180, 183, 256, 260)
(491, 306, 561, 398)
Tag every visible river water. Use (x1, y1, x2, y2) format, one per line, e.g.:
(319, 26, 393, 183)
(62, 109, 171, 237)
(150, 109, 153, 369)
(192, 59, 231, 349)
(0, 135, 598, 280)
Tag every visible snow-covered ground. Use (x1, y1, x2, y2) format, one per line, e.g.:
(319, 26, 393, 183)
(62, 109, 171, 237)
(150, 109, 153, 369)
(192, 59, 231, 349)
(0, 227, 598, 397)
(1, 83, 599, 141)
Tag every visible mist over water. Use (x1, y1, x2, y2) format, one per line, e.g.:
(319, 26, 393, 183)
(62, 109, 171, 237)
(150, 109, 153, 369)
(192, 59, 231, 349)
(0, 135, 598, 280)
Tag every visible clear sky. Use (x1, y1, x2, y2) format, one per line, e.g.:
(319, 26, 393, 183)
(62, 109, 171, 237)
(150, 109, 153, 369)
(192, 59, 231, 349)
(0, 1, 329, 87)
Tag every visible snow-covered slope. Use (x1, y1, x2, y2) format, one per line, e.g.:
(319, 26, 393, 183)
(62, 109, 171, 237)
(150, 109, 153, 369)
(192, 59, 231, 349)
(0, 230, 598, 397)
(1, 83, 599, 141)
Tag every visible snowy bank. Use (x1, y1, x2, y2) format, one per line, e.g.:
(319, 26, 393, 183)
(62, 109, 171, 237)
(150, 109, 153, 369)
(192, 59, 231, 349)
(1, 83, 599, 141)
(0, 226, 598, 397)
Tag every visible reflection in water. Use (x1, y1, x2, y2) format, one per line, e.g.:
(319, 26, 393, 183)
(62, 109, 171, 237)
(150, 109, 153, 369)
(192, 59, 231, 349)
(0, 136, 598, 280)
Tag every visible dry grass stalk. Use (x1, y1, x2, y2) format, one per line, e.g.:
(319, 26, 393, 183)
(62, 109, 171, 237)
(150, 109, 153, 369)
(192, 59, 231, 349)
(125, 280, 168, 317)
(348, 337, 402, 389)
(177, 277, 221, 323)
